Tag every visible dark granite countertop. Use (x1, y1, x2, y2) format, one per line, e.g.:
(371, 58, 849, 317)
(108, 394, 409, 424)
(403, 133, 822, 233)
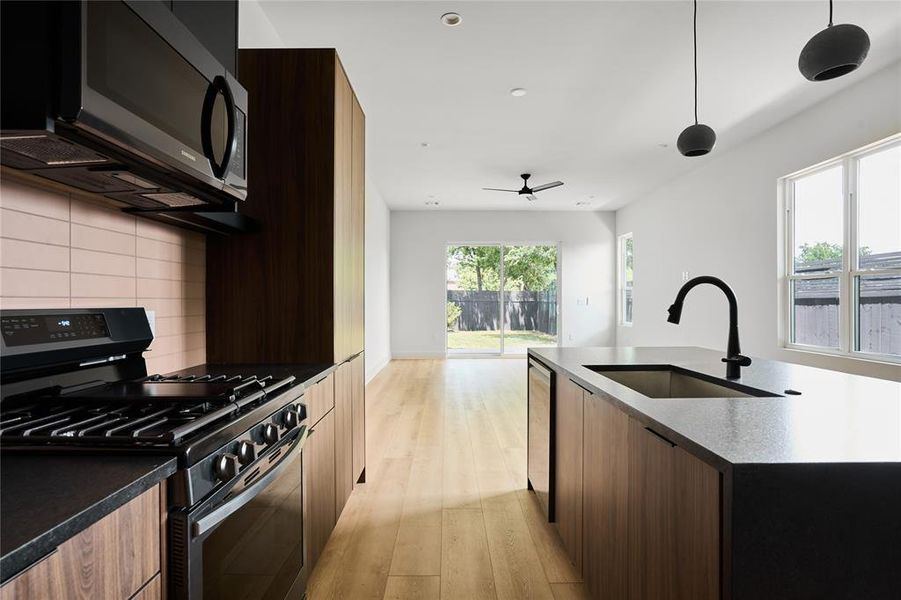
(0, 453, 176, 583)
(529, 346, 901, 467)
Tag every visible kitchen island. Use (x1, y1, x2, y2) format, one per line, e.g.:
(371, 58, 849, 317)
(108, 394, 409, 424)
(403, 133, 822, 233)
(527, 346, 901, 600)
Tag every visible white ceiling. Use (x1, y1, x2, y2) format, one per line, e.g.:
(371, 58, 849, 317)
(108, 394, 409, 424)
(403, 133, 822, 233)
(242, 1, 901, 211)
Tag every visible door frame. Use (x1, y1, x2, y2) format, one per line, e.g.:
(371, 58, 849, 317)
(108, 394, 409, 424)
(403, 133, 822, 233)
(444, 241, 562, 358)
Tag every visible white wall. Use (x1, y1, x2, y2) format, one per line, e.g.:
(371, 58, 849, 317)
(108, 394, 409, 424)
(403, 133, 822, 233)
(365, 177, 391, 381)
(616, 61, 901, 382)
(390, 211, 617, 357)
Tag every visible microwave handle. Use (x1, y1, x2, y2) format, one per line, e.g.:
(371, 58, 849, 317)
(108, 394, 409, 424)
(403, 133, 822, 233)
(201, 75, 236, 179)
(192, 425, 307, 537)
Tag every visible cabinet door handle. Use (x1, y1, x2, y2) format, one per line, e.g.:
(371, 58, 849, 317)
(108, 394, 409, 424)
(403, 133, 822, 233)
(644, 426, 676, 447)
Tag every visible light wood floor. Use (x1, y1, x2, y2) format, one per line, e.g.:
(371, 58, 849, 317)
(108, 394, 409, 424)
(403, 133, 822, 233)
(306, 359, 589, 600)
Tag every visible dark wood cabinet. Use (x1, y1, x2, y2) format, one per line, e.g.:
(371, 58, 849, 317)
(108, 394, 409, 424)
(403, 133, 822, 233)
(582, 391, 629, 600)
(543, 368, 721, 600)
(0, 485, 162, 600)
(350, 353, 366, 484)
(303, 407, 337, 573)
(171, 1, 237, 74)
(554, 377, 584, 574)
(208, 49, 365, 365)
(627, 419, 720, 600)
(334, 360, 354, 518)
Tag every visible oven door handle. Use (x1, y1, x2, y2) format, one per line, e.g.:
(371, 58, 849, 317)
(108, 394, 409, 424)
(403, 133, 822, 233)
(192, 426, 307, 537)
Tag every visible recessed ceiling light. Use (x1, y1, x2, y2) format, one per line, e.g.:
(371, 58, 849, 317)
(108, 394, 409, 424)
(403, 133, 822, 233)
(425, 200, 440, 206)
(510, 88, 528, 97)
(440, 12, 462, 27)
(421, 142, 430, 148)
(658, 143, 669, 148)
(576, 200, 591, 206)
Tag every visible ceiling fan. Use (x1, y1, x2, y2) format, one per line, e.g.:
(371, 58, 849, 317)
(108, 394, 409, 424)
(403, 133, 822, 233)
(483, 173, 564, 202)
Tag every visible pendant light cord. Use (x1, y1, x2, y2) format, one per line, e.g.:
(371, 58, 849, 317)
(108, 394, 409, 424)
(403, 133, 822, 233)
(828, 0, 834, 26)
(693, 0, 699, 125)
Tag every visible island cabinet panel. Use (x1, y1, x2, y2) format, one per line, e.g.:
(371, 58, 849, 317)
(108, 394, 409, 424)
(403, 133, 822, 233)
(582, 391, 629, 600)
(627, 418, 721, 600)
(554, 377, 584, 574)
(628, 418, 677, 600)
(303, 408, 337, 573)
(0, 485, 161, 600)
(673, 446, 721, 600)
(350, 352, 366, 484)
(334, 359, 354, 517)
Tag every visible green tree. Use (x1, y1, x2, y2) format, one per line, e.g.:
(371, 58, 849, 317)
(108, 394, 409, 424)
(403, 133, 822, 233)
(447, 245, 557, 291)
(797, 242, 870, 266)
(446, 301, 462, 330)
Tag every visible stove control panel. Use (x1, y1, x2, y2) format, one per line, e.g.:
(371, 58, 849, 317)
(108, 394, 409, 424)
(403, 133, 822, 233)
(180, 396, 309, 505)
(1, 313, 109, 346)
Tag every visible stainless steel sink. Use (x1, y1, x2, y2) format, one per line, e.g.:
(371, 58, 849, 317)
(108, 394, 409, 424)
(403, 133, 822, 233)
(583, 365, 777, 398)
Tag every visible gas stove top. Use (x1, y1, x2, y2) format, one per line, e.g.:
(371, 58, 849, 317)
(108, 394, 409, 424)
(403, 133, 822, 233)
(0, 372, 297, 448)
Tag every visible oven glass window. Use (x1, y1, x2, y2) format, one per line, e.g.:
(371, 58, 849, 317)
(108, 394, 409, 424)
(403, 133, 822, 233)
(85, 2, 228, 162)
(201, 449, 304, 599)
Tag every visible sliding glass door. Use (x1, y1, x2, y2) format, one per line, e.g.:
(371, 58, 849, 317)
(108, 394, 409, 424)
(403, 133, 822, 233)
(447, 245, 502, 354)
(446, 244, 559, 355)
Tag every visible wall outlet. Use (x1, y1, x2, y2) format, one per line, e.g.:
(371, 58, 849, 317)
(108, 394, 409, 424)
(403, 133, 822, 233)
(576, 296, 589, 306)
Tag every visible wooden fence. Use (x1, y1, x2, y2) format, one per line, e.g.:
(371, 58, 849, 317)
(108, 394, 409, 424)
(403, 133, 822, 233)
(794, 252, 900, 354)
(447, 289, 557, 335)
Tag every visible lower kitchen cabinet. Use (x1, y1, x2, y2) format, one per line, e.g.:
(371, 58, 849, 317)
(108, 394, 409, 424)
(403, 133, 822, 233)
(554, 377, 584, 574)
(350, 352, 365, 484)
(582, 390, 629, 600)
(0, 485, 162, 600)
(546, 376, 722, 600)
(303, 407, 337, 573)
(627, 418, 720, 600)
(334, 359, 354, 517)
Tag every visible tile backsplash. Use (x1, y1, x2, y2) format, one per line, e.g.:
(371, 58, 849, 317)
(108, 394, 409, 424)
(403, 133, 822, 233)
(0, 177, 206, 374)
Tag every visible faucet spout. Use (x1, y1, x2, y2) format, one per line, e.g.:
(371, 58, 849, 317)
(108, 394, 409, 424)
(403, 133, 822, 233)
(667, 276, 751, 379)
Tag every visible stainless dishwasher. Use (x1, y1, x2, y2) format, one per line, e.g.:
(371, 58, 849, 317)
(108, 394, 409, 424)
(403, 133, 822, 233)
(527, 358, 554, 520)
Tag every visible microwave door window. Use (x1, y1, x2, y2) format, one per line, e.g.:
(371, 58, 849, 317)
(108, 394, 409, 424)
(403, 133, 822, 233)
(86, 1, 209, 161)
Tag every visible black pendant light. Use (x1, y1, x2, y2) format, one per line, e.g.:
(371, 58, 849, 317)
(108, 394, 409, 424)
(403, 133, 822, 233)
(677, 0, 716, 157)
(799, 0, 870, 81)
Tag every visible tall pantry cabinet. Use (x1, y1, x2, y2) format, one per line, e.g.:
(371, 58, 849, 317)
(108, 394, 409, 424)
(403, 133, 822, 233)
(205, 49, 366, 573)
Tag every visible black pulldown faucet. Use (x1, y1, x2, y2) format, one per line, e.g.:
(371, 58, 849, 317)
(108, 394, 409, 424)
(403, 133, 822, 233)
(667, 276, 752, 380)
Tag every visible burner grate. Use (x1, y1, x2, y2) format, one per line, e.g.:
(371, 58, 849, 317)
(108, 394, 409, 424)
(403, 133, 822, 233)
(0, 372, 296, 447)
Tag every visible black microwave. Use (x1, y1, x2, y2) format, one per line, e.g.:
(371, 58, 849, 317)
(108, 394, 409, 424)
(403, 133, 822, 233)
(0, 1, 247, 219)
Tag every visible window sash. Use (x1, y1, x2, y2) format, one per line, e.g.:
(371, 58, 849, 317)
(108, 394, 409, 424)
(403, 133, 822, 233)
(782, 135, 900, 364)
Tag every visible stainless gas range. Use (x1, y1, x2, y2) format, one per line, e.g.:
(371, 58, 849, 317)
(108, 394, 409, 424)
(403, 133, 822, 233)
(0, 308, 316, 599)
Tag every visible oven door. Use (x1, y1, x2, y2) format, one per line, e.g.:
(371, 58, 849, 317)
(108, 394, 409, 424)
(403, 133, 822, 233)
(71, 1, 245, 200)
(171, 426, 308, 600)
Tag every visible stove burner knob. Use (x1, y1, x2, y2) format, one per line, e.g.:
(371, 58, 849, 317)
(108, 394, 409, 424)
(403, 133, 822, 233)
(213, 453, 238, 483)
(262, 423, 279, 445)
(283, 407, 299, 429)
(237, 441, 256, 465)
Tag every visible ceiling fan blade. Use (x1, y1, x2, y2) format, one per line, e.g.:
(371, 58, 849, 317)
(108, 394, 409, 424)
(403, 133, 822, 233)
(531, 181, 564, 192)
(482, 187, 519, 193)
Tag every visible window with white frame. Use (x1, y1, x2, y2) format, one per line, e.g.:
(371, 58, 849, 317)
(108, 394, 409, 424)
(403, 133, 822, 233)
(783, 135, 901, 362)
(618, 232, 634, 326)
